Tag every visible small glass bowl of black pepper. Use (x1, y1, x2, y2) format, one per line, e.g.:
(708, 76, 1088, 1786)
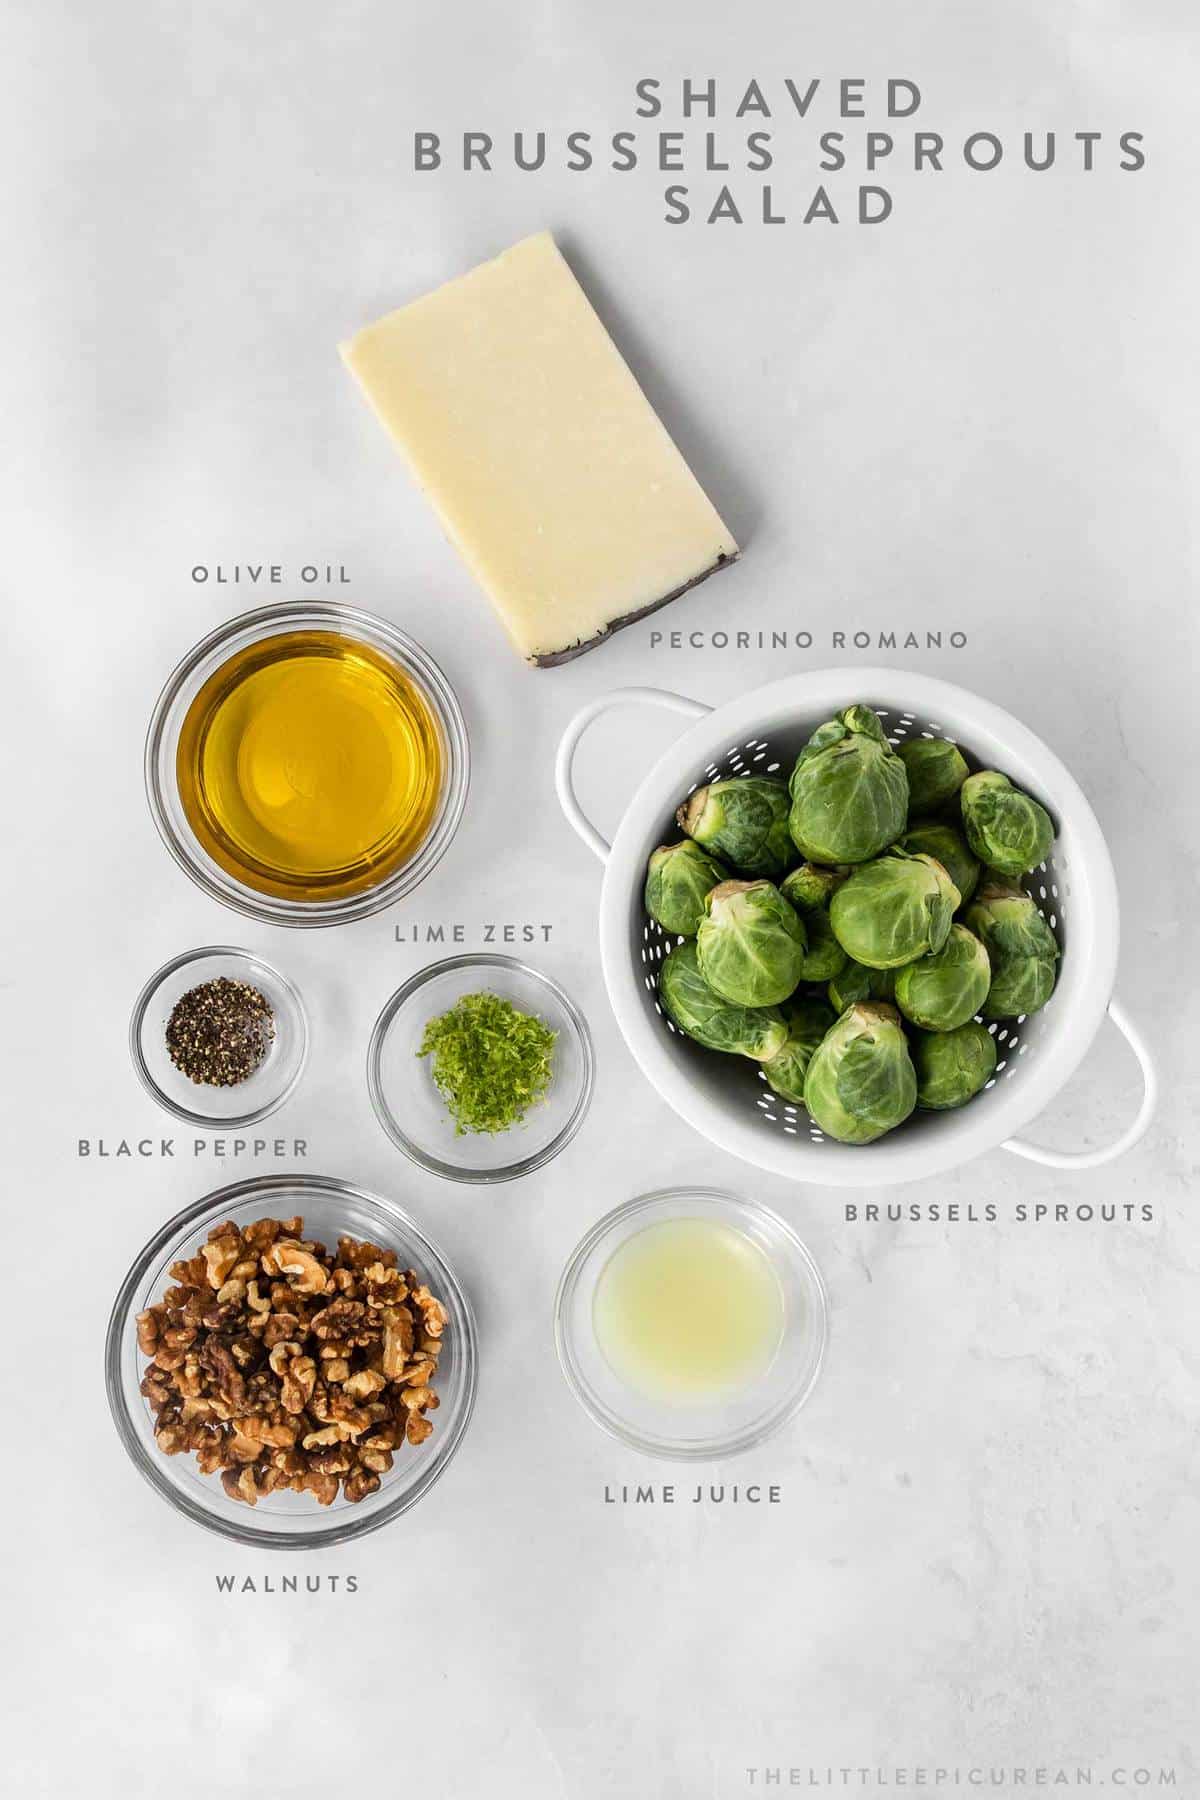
(130, 947, 308, 1127)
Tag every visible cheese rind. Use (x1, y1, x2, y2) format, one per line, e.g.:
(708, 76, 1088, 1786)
(340, 233, 738, 664)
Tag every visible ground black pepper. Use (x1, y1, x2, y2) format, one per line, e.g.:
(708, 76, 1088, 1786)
(165, 977, 275, 1087)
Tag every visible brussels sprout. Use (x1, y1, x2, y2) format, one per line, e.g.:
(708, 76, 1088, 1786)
(911, 1020, 998, 1109)
(959, 771, 1054, 878)
(894, 924, 991, 1032)
(760, 997, 836, 1105)
(696, 880, 808, 1007)
(827, 960, 896, 1013)
(791, 908, 847, 982)
(898, 737, 968, 816)
(963, 875, 1060, 1018)
(827, 959, 871, 1013)
(828, 849, 960, 970)
(802, 1001, 917, 1145)
(778, 862, 848, 910)
(644, 839, 729, 938)
(787, 705, 909, 865)
(780, 863, 850, 981)
(658, 942, 788, 1060)
(899, 820, 980, 906)
(869, 965, 897, 1001)
(677, 777, 795, 877)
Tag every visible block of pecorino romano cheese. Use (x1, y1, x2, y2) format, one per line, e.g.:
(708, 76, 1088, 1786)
(340, 232, 738, 665)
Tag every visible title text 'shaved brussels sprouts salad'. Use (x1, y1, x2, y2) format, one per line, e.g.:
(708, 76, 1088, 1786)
(645, 705, 1060, 1147)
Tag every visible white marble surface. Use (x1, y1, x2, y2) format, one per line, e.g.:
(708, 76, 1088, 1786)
(3, 1, 1198, 1793)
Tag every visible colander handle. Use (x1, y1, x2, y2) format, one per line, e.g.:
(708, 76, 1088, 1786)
(1000, 998, 1157, 1170)
(555, 686, 712, 862)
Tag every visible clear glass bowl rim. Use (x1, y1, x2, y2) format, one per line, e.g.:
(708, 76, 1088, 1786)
(366, 953, 596, 1185)
(105, 1173, 479, 1549)
(128, 944, 310, 1128)
(553, 1186, 829, 1461)
(144, 601, 471, 927)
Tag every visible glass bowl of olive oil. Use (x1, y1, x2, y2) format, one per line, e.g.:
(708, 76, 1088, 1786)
(554, 1189, 828, 1460)
(146, 604, 469, 925)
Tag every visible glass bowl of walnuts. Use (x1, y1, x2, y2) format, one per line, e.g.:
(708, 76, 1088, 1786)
(105, 1174, 478, 1546)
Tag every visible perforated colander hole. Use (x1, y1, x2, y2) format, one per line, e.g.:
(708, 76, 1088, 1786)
(1049, 913, 1058, 929)
(766, 761, 781, 773)
(1050, 882, 1059, 898)
(983, 1078, 997, 1089)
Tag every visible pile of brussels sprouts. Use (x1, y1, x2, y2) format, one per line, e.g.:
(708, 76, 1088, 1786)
(645, 704, 1060, 1147)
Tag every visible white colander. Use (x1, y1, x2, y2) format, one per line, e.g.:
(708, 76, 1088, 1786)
(556, 669, 1156, 1188)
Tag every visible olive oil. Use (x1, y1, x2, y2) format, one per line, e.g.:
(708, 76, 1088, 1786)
(592, 1217, 785, 1402)
(176, 631, 442, 901)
